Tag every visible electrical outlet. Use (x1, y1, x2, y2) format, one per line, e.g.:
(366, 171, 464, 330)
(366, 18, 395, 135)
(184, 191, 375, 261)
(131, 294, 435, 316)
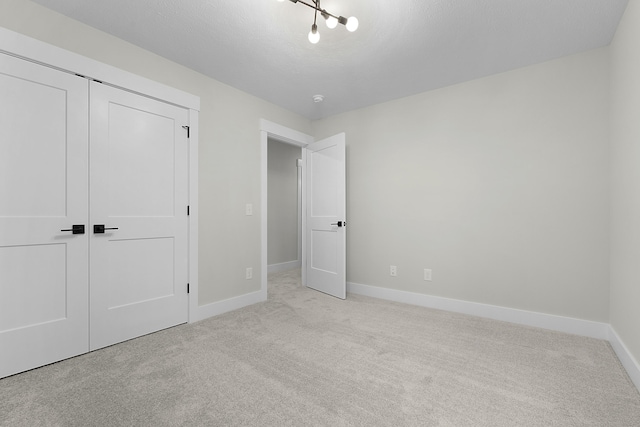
(245, 203, 253, 216)
(390, 265, 397, 277)
(424, 269, 432, 281)
(246, 267, 253, 280)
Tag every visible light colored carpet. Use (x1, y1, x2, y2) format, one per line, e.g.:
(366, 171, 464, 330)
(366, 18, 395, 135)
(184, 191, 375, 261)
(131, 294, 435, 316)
(1, 269, 639, 426)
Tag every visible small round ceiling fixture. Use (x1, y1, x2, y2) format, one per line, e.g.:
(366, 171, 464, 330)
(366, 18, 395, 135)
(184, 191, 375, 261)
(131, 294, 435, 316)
(313, 94, 325, 103)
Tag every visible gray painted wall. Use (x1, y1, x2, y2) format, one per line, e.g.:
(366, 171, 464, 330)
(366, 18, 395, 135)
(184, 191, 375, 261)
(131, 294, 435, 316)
(610, 0, 640, 372)
(313, 48, 610, 322)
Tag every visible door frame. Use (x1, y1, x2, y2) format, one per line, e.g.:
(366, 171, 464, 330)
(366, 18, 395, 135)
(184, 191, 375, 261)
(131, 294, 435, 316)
(0, 27, 200, 323)
(260, 119, 314, 298)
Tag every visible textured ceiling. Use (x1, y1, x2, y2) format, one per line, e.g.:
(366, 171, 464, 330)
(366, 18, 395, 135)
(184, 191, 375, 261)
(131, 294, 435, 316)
(31, 0, 629, 120)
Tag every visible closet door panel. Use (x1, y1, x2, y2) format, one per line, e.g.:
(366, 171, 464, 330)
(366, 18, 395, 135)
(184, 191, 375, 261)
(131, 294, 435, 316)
(89, 82, 189, 351)
(0, 54, 89, 379)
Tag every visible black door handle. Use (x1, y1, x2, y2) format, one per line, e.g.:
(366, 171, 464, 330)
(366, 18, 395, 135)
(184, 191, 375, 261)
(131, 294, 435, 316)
(61, 224, 85, 234)
(330, 221, 346, 227)
(94, 224, 119, 234)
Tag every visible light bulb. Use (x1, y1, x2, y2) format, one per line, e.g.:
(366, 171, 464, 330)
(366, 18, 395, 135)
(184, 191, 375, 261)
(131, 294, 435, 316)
(345, 16, 359, 32)
(326, 16, 338, 29)
(308, 25, 320, 44)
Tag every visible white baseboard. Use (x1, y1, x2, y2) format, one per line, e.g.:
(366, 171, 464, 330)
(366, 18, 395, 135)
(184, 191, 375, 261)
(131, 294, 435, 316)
(268, 260, 301, 274)
(347, 282, 610, 340)
(608, 326, 640, 392)
(195, 290, 266, 322)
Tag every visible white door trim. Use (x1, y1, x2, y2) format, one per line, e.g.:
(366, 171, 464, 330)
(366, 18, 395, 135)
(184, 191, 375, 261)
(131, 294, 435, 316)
(0, 27, 198, 110)
(260, 119, 313, 298)
(187, 111, 199, 322)
(0, 27, 200, 324)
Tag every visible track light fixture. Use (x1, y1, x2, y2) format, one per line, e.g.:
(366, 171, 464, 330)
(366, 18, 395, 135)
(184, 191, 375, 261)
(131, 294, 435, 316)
(277, 0, 359, 44)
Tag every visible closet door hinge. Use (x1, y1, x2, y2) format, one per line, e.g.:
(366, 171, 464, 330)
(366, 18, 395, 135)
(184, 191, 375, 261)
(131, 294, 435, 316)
(187, 205, 190, 216)
(187, 283, 190, 294)
(76, 73, 103, 84)
(182, 125, 190, 138)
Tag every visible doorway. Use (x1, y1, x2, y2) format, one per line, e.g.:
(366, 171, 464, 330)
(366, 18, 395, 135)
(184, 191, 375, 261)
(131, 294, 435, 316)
(259, 120, 313, 299)
(260, 120, 347, 300)
(267, 138, 302, 274)
(0, 48, 197, 378)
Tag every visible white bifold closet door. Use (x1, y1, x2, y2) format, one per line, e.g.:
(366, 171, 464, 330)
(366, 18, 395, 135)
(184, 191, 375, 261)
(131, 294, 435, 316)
(89, 82, 189, 351)
(0, 54, 189, 378)
(0, 54, 90, 378)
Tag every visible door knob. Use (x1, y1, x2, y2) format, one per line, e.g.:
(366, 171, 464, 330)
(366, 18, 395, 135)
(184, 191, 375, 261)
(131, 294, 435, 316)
(330, 221, 346, 227)
(61, 224, 85, 234)
(93, 224, 119, 234)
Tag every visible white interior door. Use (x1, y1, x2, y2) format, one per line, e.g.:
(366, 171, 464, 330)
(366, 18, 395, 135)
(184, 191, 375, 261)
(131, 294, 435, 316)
(89, 82, 189, 351)
(305, 133, 346, 299)
(0, 54, 89, 378)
